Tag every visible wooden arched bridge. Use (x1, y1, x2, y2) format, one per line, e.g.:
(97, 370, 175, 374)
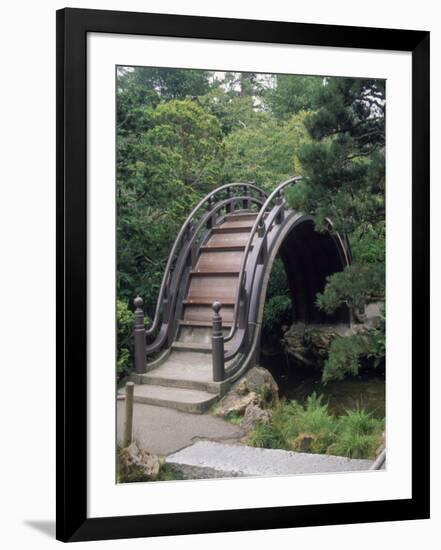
(129, 178, 351, 413)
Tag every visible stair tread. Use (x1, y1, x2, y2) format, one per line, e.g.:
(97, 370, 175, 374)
(179, 319, 233, 327)
(224, 212, 259, 220)
(211, 227, 252, 234)
(171, 341, 212, 352)
(200, 244, 247, 251)
(125, 384, 217, 405)
(216, 221, 254, 230)
(140, 351, 238, 384)
(195, 249, 243, 272)
(190, 270, 239, 276)
(183, 299, 236, 305)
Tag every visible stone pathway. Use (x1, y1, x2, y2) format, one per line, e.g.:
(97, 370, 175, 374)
(165, 440, 375, 478)
(116, 400, 245, 456)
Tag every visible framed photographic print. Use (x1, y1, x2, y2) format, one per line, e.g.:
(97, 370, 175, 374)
(56, 8, 430, 542)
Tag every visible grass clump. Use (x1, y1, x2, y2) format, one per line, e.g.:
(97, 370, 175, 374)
(246, 393, 383, 460)
(329, 409, 383, 459)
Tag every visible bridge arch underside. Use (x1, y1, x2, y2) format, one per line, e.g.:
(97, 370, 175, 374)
(275, 219, 350, 326)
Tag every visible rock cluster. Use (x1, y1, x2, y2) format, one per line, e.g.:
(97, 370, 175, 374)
(214, 366, 279, 430)
(282, 322, 348, 368)
(282, 303, 383, 369)
(119, 441, 161, 481)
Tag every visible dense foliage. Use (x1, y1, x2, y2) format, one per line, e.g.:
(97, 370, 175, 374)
(116, 67, 385, 381)
(287, 77, 385, 380)
(247, 393, 384, 459)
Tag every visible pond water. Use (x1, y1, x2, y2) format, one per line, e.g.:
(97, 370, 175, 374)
(260, 352, 385, 418)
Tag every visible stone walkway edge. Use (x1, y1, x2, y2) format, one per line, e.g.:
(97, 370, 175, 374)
(165, 440, 376, 479)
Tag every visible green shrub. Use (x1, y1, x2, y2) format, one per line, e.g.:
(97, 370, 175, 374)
(330, 409, 383, 459)
(247, 421, 285, 449)
(322, 311, 385, 383)
(117, 299, 134, 380)
(116, 298, 151, 381)
(261, 258, 292, 349)
(247, 394, 384, 460)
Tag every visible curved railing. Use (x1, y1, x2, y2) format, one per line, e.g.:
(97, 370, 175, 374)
(223, 176, 302, 353)
(144, 182, 267, 342)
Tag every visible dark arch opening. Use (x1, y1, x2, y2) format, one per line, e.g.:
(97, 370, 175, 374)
(277, 219, 350, 325)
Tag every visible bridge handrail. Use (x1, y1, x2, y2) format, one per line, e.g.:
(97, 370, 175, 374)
(223, 176, 302, 344)
(144, 182, 266, 338)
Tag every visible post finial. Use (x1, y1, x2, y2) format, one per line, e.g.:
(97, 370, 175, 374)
(134, 295, 143, 308)
(212, 301, 222, 314)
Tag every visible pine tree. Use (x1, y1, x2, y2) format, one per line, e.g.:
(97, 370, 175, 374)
(288, 77, 386, 381)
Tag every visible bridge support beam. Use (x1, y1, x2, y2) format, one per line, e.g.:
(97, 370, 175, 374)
(211, 302, 225, 382)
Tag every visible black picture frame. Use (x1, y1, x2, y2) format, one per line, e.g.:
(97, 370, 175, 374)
(56, 7, 430, 543)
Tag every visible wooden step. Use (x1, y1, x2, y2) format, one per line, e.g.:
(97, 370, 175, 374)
(208, 231, 251, 247)
(183, 299, 236, 306)
(179, 319, 233, 328)
(218, 219, 255, 230)
(195, 249, 243, 272)
(183, 304, 234, 323)
(190, 270, 239, 277)
(211, 226, 252, 234)
(186, 274, 239, 303)
(224, 212, 259, 221)
(200, 244, 246, 252)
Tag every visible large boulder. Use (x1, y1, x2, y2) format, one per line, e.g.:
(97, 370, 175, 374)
(119, 441, 161, 482)
(215, 390, 261, 418)
(235, 366, 279, 404)
(241, 403, 272, 431)
(214, 366, 279, 420)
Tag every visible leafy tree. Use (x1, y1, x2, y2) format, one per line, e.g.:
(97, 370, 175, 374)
(287, 77, 386, 380)
(267, 75, 323, 119)
(118, 66, 211, 104)
(117, 98, 224, 310)
(199, 86, 260, 135)
(222, 112, 311, 189)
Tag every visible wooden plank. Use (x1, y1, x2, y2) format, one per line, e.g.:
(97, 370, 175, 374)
(218, 219, 255, 230)
(199, 244, 246, 252)
(183, 299, 236, 306)
(187, 274, 239, 302)
(208, 231, 251, 246)
(196, 249, 243, 272)
(224, 212, 259, 221)
(183, 304, 234, 323)
(190, 270, 239, 276)
(179, 319, 233, 328)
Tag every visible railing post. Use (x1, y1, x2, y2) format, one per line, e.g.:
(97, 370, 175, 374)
(206, 196, 213, 229)
(275, 190, 284, 224)
(211, 301, 225, 382)
(133, 296, 147, 374)
(123, 381, 134, 447)
(242, 185, 249, 210)
(257, 218, 267, 264)
(226, 187, 232, 213)
(186, 220, 195, 266)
